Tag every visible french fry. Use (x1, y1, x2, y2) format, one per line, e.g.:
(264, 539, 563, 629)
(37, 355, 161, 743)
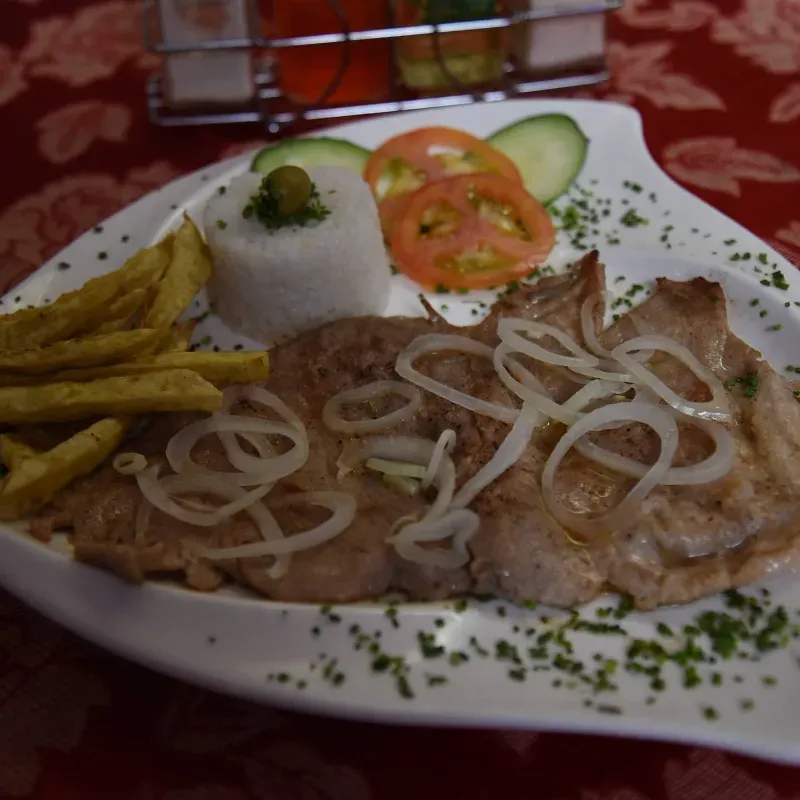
(0, 278, 121, 352)
(143, 217, 212, 330)
(0, 350, 267, 387)
(0, 241, 170, 350)
(123, 350, 268, 385)
(113, 234, 173, 288)
(0, 225, 233, 520)
(0, 370, 222, 424)
(0, 328, 163, 374)
(94, 317, 135, 336)
(0, 416, 132, 519)
(93, 287, 149, 335)
(0, 350, 268, 386)
(6, 422, 89, 452)
(158, 318, 198, 353)
(0, 434, 41, 471)
(102, 234, 173, 297)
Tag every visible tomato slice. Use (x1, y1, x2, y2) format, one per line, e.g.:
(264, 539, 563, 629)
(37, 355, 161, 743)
(364, 127, 523, 239)
(391, 173, 555, 291)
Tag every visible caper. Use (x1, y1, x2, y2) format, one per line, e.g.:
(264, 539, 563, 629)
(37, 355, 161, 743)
(265, 165, 312, 216)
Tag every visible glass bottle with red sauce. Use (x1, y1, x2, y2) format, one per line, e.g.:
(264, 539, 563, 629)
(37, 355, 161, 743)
(264, 0, 391, 105)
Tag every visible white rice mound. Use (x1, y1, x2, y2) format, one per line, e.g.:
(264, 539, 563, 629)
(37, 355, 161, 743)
(204, 166, 391, 344)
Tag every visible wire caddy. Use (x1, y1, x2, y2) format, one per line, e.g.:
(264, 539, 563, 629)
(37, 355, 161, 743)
(143, 0, 619, 133)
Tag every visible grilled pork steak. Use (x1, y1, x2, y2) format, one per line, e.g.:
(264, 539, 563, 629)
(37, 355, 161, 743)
(594, 279, 800, 608)
(37, 253, 800, 609)
(44, 255, 602, 601)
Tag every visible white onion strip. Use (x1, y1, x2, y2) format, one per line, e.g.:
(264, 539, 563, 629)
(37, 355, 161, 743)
(396, 334, 520, 423)
(493, 343, 573, 424)
(166, 415, 308, 486)
(137, 384, 362, 578)
(136, 467, 273, 527)
(612, 336, 731, 422)
(322, 380, 422, 435)
(580, 293, 654, 365)
(137, 467, 290, 578)
(338, 436, 455, 523)
(509, 300, 637, 382)
(216, 386, 303, 469)
(498, 318, 600, 370)
(366, 458, 427, 479)
(382, 474, 421, 496)
(222, 431, 276, 461)
(568, 360, 635, 384)
(561, 379, 629, 416)
(200, 492, 356, 559)
(542, 402, 679, 539)
(494, 343, 623, 426)
(452, 403, 540, 509)
(389, 508, 479, 569)
(422, 429, 456, 490)
(581, 292, 612, 358)
(221, 385, 304, 430)
(574, 411, 736, 486)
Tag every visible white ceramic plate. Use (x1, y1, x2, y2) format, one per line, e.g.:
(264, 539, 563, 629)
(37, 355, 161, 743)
(3, 100, 800, 764)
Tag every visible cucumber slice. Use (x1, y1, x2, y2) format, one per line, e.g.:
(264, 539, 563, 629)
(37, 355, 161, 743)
(251, 138, 370, 176)
(486, 114, 588, 205)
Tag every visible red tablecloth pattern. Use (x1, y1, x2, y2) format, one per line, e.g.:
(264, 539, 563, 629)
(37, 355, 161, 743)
(0, 2, 799, 798)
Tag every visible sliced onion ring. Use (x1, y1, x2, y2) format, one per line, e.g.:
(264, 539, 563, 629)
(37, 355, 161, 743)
(322, 380, 422, 435)
(581, 292, 613, 358)
(574, 410, 736, 486)
(494, 344, 623, 426)
(422, 429, 456, 490)
(136, 466, 273, 527)
(452, 403, 540, 509)
(561, 379, 630, 415)
(452, 381, 631, 511)
(113, 452, 147, 476)
(580, 293, 654, 365)
(611, 335, 731, 422)
(137, 467, 290, 578)
(221, 385, 304, 430)
(396, 334, 520, 424)
(222, 431, 276, 461)
(217, 385, 303, 469)
(199, 491, 356, 559)
(498, 318, 600, 370)
(389, 508, 479, 569)
(166, 415, 308, 486)
(568, 360, 635, 384)
(493, 343, 573, 424)
(542, 402, 679, 540)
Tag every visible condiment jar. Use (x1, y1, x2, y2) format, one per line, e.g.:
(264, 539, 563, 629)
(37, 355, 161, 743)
(158, 0, 255, 106)
(394, 0, 507, 91)
(265, 0, 391, 105)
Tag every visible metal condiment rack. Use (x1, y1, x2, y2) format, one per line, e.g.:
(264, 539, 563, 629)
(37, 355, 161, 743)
(143, 0, 619, 133)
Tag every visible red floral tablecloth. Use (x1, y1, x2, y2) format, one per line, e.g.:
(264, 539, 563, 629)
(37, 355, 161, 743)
(1, 1, 800, 798)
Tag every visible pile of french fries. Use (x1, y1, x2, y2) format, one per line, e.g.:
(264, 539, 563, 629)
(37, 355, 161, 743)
(0, 216, 268, 520)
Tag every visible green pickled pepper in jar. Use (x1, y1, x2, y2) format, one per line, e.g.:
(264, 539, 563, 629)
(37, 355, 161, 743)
(395, 0, 507, 90)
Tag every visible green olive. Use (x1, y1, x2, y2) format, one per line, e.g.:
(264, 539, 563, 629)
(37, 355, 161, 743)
(266, 165, 312, 216)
